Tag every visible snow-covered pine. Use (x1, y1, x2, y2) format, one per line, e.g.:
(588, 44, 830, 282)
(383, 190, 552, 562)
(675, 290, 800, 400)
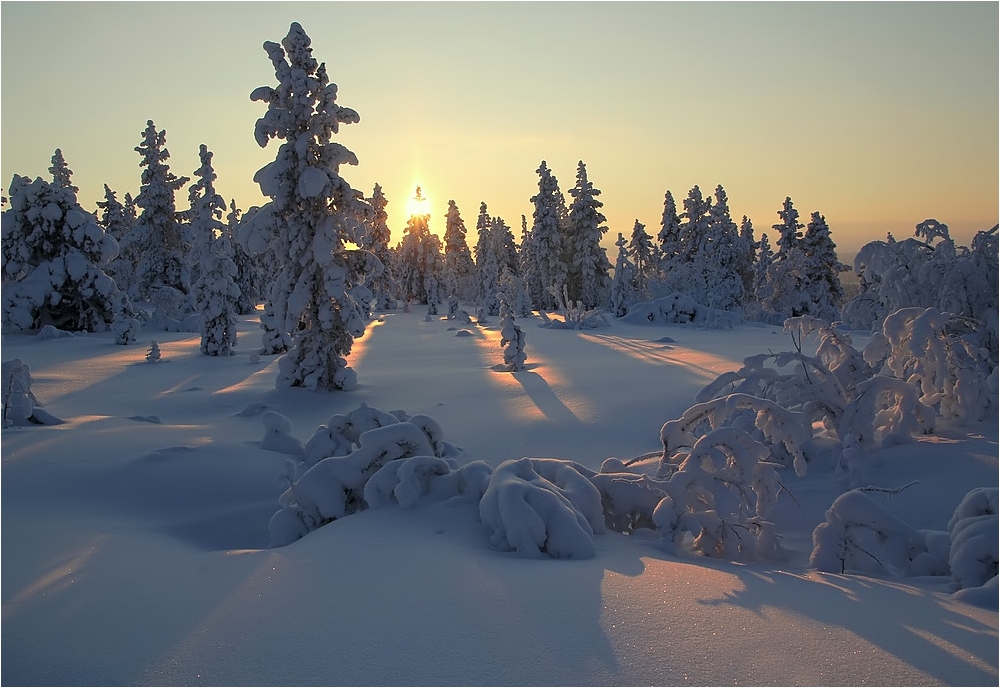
(97, 184, 138, 296)
(498, 291, 527, 371)
(527, 162, 568, 311)
(359, 184, 397, 310)
(627, 219, 655, 300)
(565, 161, 612, 309)
(800, 211, 849, 322)
(183, 144, 228, 288)
(734, 215, 757, 312)
(518, 213, 543, 309)
(442, 199, 477, 302)
(608, 232, 638, 318)
(748, 231, 774, 322)
(146, 340, 161, 362)
(758, 197, 812, 323)
(498, 271, 533, 318)
(395, 187, 441, 306)
(247, 22, 377, 390)
(1, 357, 63, 427)
(700, 184, 744, 312)
(225, 200, 263, 315)
(194, 234, 240, 356)
(2, 152, 132, 335)
(117, 120, 191, 305)
(473, 204, 500, 316)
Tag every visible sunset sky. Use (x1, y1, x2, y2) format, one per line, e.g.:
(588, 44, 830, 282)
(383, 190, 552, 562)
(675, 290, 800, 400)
(2, 1, 997, 259)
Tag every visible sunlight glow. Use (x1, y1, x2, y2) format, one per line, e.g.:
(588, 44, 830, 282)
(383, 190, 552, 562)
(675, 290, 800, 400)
(406, 185, 430, 219)
(579, 333, 741, 379)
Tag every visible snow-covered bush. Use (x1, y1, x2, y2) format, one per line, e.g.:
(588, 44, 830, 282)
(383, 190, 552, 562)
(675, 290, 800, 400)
(947, 487, 998, 591)
(621, 293, 705, 326)
(811, 486, 996, 593)
(479, 458, 605, 559)
(1, 358, 62, 426)
(540, 284, 609, 330)
(810, 488, 949, 576)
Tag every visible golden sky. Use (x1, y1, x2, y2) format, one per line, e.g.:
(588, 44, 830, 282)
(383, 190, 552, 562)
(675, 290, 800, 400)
(2, 2, 997, 259)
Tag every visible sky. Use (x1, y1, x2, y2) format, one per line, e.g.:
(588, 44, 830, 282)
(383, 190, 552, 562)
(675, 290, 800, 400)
(2, 1, 997, 260)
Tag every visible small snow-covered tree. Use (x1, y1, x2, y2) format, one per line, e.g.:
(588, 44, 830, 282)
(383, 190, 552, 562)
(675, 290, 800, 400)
(565, 161, 612, 309)
(2, 153, 131, 334)
(442, 199, 477, 302)
(242, 22, 377, 390)
(118, 120, 191, 305)
(498, 291, 527, 371)
(183, 144, 228, 285)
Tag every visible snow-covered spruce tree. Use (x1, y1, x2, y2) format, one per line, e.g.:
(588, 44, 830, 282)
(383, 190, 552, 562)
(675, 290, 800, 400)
(395, 187, 442, 307)
(498, 291, 527, 371)
(2, 152, 132, 334)
(627, 219, 654, 300)
(518, 214, 541, 309)
(565, 161, 612, 309)
(655, 189, 683, 290)
(528, 161, 568, 310)
(473, 203, 502, 316)
(800, 211, 848, 321)
(660, 186, 711, 300)
(359, 183, 398, 310)
(498, 270, 533, 318)
(96, 184, 137, 294)
(700, 184, 744, 312)
(243, 22, 378, 390)
(442, 199, 477, 302)
(194, 234, 240, 356)
(759, 197, 811, 322)
(748, 231, 774, 321)
(225, 200, 263, 315)
(183, 144, 228, 287)
(608, 232, 637, 317)
(118, 120, 191, 306)
(735, 215, 757, 311)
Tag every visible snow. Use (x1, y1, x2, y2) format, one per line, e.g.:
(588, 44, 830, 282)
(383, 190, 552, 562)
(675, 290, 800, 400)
(1, 309, 996, 685)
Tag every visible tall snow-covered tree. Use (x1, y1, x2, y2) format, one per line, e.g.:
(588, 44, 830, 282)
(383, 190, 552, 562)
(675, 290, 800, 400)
(194, 233, 240, 356)
(518, 213, 541, 309)
(118, 120, 191, 304)
(565, 161, 612, 309)
(224, 200, 262, 315)
(700, 184, 743, 311)
(627, 219, 654, 299)
(395, 187, 441, 306)
(608, 232, 638, 317)
(749, 231, 774, 320)
(735, 215, 757, 308)
(491, 214, 519, 279)
(360, 183, 398, 310)
(759, 197, 810, 322)
(800, 211, 848, 321)
(184, 144, 228, 287)
(657, 190, 682, 264)
(2, 152, 131, 334)
(474, 204, 503, 316)
(528, 161, 568, 310)
(240, 22, 377, 390)
(96, 184, 137, 293)
(442, 199, 477, 301)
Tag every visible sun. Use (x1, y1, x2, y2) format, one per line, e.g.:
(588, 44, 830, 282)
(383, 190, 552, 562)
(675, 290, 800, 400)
(406, 185, 430, 218)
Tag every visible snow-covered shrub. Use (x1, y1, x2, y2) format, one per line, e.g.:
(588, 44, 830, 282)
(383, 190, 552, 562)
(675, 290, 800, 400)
(540, 283, 609, 329)
(810, 489, 949, 576)
(1, 358, 62, 426)
(621, 293, 704, 325)
(145, 341, 161, 363)
(811, 486, 996, 590)
(479, 458, 605, 559)
(660, 392, 812, 477)
(947, 487, 998, 591)
(265, 405, 455, 546)
(260, 411, 305, 456)
(364, 456, 493, 509)
(864, 307, 996, 423)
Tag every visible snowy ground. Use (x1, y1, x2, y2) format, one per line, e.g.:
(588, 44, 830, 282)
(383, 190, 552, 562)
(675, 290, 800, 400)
(2, 309, 997, 686)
